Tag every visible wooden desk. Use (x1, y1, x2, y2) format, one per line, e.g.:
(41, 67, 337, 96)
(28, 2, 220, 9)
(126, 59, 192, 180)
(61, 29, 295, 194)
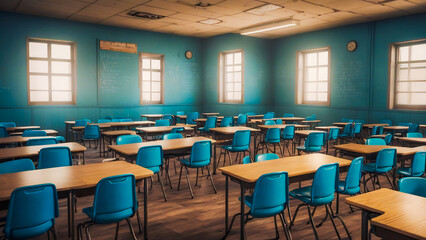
(277, 117, 305, 123)
(0, 142, 87, 164)
(398, 137, 426, 147)
(9, 129, 58, 136)
(140, 114, 163, 121)
(219, 154, 352, 240)
(346, 188, 426, 240)
(100, 130, 136, 157)
(333, 122, 351, 127)
(315, 126, 342, 131)
(0, 136, 58, 146)
(72, 123, 111, 131)
(7, 126, 40, 132)
(295, 130, 325, 138)
(0, 161, 153, 240)
(384, 126, 409, 131)
(202, 112, 220, 116)
(302, 120, 321, 129)
(136, 125, 194, 139)
(363, 123, 389, 129)
(258, 124, 309, 132)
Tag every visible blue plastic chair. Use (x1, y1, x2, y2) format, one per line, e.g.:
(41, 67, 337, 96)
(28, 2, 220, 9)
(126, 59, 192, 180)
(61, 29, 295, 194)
(242, 156, 252, 164)
(398, 177, 426, 197)
(155, 119, 171, 126)
(227, 172, 292, 239)
(264, 120, 276, 125)
(22, 130, 47, 137)
(0, 159, 35, 174)
(408, 123, 419, 133)
(162, 114, 173, 124)
(136, 145, 167, 201)
(55, 136, 66, 143)
(352, 123, 363, 140)
(407, 132, 423, 138)
(256, 153, 279, 162)
(338, 123, 353, 142)
(178, 141, 216, 198)
(116, 135, 142, 145)
(98, 119, 111, 123)
(75, 120, 89, 127)
(0, 126, 8, 138)
(163, 133, 183, 140)
(220, 116, 233, 127)
(263, 113, 274, 119)
(78, 174, 140, 239)
(275, 119, 283, 124)
(199, 116, 217, 134)
(83, 125, 100, 151)
(4, 183, 59, 239)
(0, 122, 16, 128)
(246, 112, 256, 116)
(379, 119, 392, 126)
(171, 127, 185, 133)
(296, 132, 325, 155)
(120, 118, 132, 122)
(336, 157, 363, 214)
(362, 148, 396, 191)
(282, 125, 295, 156)
(186, 112, 199, 125)
(371, 126, 384, 136)
(365, 138, 386, 145)
(111, 119, 121, 122)
(397, 151, 425, 177)
(80, 119, 92, 123)
(290, 163, 350, 239)
(38, 146, 73, 169)
(218, 130, 251, 167)
(283, 113, 294, 118)
(26, 137, 58, 146)
(176, 111, 185, 123)
(257, 128, 283, 157)
(237, 114, 247, 126)
(326, 128, 340, 154)
(384, 133, 393, 145)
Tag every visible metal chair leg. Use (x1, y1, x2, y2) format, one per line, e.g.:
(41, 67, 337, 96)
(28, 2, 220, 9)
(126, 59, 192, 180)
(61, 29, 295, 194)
(126, 218, 137, 240)
(206, 165, 217, 193)
(289, 203, 304, 229)
(385, 172, 394, 189)
(158, 172, 168, 201)
(184, 166, 194, 198)
(177, 165, 183, 191)
(307, 205, 319, 240)
(136, 209, 142, 234)
(85, 224, 92, 240)
(274, 215, 280, 239)
(279, 212, 293, 240)
(195, 168, 199, 186)
(325, 204, 342, 240)
(115, 222, 120, 240)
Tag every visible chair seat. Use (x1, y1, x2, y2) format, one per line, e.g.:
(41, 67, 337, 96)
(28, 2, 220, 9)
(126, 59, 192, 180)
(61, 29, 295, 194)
(198, 127, 209, 132)
(290, 186, 312, 204)
(396, 167, 423, 177)
(337, 181, 360, 195)
(146, 166, 160, 174)
(180, 158, 210, 168)
(6, 220, 53, 239)
(338, 133, 350, 138)
(296, 146, 321, 152)
(83, 207, 134, 224)
(221, 145, 248, 152)
(362, 163, 392, 173)
(265, 139, 281, 144)
(241, 195, 285, 218)
(55, 136, 65, 143)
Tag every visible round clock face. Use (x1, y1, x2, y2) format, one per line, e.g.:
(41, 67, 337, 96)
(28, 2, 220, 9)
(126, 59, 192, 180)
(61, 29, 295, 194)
(347, 41, 357, 52)
(185, 51, 193, 59)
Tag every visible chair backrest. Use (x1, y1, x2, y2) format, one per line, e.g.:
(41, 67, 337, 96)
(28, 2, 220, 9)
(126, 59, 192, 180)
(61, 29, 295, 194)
(232, 130, 251, 150)
(22, 130, 47, 137)
(171, 127, 185, 133)
(0, 122, 16, 128)
(162, 114, 173, 121)
(75, 120, 89, 127)
(275, 119, 283, 124)
(365, 138, 386, 145)
(342, 157, 363, 194)
(308, 114, 317, 120)
(204, 116, 217, 130)
(407, 132, 423, 138)
(245, 112, 255, 116)
(263, 113, 274, 119)
(4, 183, 59, 239)
(354, 119, 365, 124)
(353, 123, 363, 134)
(116, 135, 142, 145)
(186, 112, 199, 124)
(0, 159, 35, 174)
(91, 174, 137, 223)
(237, 114, 247, 125)
(119, 118, 132, 122)
(264, 120, 275, 125)
(26, 137, 58, 146)
(305, 116, 315, 121)
(38, 146, 73, 169)
(328, 128, 339, 140)
(384, 134, 393, 145)
(250, 172, 289, 218)
(84, 125, 100, 139)
(0, 126, 8, 138)
(398, 122, 411, 127)
(410, 151, 426, 176)
(342, 123, 352, 135)
(283, 113, 294, 118)
(163, 133, 183, 140)
(375, 148, 396, 170)
(304, 132, 325, 151)
(408, 123, 419, 133)
(220, 116, 233, 127)
(379, 119, 392, 126)
(282, 125, 295, 140)
(242, 156, 252, 164)
(111, 119, 121, 122)
(155, 119, 171, 126)
(371, 126, 384, 135)
(311, 163, 339, 205)
(176, 111, 184, 115)
(265, 128, 281, 143)
(255, 153, 279, 162)
(136, 145, 163, 169)
(398, 177, 426, 198)
(98, 119, 111, 123)
(55, 136, 65, 143)
(189, 141, 211, 165)
(80, 118, 92, 123)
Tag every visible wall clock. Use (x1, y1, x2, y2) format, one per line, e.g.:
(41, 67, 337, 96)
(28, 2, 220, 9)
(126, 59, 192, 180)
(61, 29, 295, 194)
(347, 40, 357, 52)
(185, 50, 193, 59)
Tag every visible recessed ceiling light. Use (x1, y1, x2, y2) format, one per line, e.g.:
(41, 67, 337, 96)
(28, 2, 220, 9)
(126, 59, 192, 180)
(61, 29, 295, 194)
(245, 4, 282, 15)
(198, 19, 222, 25)
(240, 19, 299, 35)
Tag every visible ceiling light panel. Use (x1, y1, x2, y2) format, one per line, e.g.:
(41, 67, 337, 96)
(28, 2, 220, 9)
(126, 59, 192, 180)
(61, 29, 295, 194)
(198, 18, 222, 24)
(245, 4, 282, 15)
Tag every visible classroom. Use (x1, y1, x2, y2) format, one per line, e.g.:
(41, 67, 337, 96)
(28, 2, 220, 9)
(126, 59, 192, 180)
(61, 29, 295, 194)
(0, 0, 425, 239)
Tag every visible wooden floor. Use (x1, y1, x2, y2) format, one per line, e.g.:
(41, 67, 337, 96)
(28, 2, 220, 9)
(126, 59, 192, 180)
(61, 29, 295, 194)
(1, 142, 390, 240)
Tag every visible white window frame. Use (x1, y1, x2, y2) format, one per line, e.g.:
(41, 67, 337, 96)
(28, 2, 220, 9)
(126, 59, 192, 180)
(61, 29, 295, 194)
(296, 47, 331, 105)
(139, 53, 164, 105)
(27, 38, 76, 105)
(388, 39, 426, 110)
(218, 49, 244, 104)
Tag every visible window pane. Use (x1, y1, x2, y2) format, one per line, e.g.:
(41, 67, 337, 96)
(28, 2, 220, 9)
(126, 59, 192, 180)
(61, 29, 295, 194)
(226, 82, 234, 91)
(409, 68, 426, 81)
(306, 53, 317, 66)
(142, 81, 150, 91)
(234, 65, 241, 71)
(152, 92, 161, 101)
(234, 52, 242, 64)
(142, 71, 151, 80)
(234, 72, 241, 82)
(234, 83, 241, 91)
(318, 93, 327, 102)
(318, 67, 328, 81)
(29, 75, 48, 90)
(152, 82, 161, 92)
(398, 69, 409, 81)
(152, 72, 161, 81)
(411, 93, 426, 105)
(30, 91, 49, 101)
(399, 46, 409, 62)
(29, 60, 48, 73)
(318, 51, 328, 65)
(234, 92, 241, 100)
(51, 61, 71, 74)
(51, 44, 71, 59)
(226, 72, 233, 82)
(410, 82, 426, 92)
(306, 82, 317, 92)
(151, 59, 161, 70)
(305, 93, 316, 101)
(52, 76, 71, 90)
(307, 68, 317, 82)
(142, 92, 150, 101)
(142, 59, 151, 69)
(318, 82, 328, 92)
(397, 82, 409, 92)
(52, 91, 72, 101)
(226, 53, 233, 65)
(411, 44, 426, 61)
(29, 42, 48, 58)
(226, 92, 233, 100)
(396, 93, 409, 105)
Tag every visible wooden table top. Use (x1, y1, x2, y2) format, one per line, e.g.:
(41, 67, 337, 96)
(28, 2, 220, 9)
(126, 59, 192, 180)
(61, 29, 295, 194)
(194, 117, 224, 122)
(109, 137, 216, 156)
(398, 137, 426, 144)
(210, 126, 260, 135)
(136, 125, 193, 133)
(202, 113, 220, 116)
(101, 130, 136, 136)
(0, 161, 153, 201)
(333, 143, 426, 156)
(302, 120, 322, 123)
(219, 153, 351, 183)
(7, 126, 41, 132)
(420, 125, 426, 129)
(295, 130, 326, 137)
(109, 121, 154, 127)
(9, 129, 58, 136)
(0, 142, 86, 161)
(363, 123, 389, 128)
(315, 126, 342, 131)
(0, 136, 57, 145)
(346, 188, 426, 240)
(333, 122, 351, 126)
(384, 126, 409, 130)
(277, 117, 306, 121)
(140, 114, 163, 118)
(175, 115, 187, 119)
(258, 124, 309, 130)
(72, 124, 112, 130)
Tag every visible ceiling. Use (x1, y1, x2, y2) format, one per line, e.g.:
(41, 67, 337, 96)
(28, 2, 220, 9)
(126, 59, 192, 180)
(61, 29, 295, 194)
(1, 0, 425, 38)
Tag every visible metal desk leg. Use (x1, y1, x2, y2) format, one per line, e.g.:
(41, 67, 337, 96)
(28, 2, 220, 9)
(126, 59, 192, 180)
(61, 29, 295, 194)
(144, 178, 148, 240)
(361, 210, 368, 240)
(253, 134, 257, 159)
(70, 190, 75, 240)
(240, 183, 245, 240)
(225, 176, 229, 233)
(213, 142, 217, 174)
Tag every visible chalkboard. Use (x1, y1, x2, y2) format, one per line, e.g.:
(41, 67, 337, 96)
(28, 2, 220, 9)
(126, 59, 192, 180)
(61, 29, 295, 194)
(98, 49, 139, 106)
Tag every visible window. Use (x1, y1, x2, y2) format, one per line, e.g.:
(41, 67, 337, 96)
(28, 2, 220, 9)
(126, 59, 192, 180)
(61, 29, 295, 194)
(389, 40, 426, 110)
(219, 50, 244, 103)
(296, 47, 330, 105)
(27, 38, 76, 105)
(140, 53, 164, 104)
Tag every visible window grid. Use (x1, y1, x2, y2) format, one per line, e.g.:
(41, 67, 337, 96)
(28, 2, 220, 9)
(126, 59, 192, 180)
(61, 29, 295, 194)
(27, 38, 75, 105)
(140, 53, 164, 104)
(219, 50, 244, 104)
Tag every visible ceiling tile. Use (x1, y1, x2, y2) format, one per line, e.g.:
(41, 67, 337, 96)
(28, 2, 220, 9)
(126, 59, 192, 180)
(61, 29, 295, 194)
(0, 0, 20, 11)
(69, 4, 124, 19)
(16, 0, 94, 18)
(384, 0, 426, 13)
(282, 1, 335, 14)
(130, 4, 178, 16)
(350, 4, 406, 19)
(263, 7, 300, 18)
(145, 0, 195, 12)
(316, 0, 374, 11)
(168, 12, 206, 21)
(95, 0, 145, 10)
